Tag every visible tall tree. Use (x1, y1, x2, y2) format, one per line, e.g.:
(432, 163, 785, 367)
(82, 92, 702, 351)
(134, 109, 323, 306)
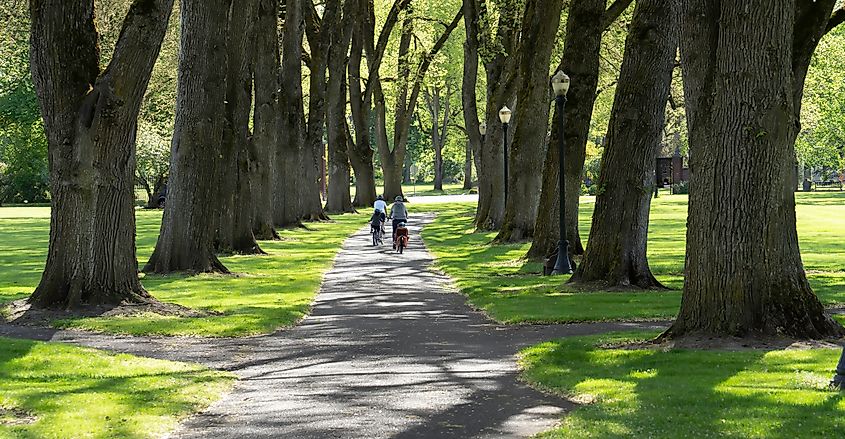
(664, 0, 843, 338)
(460, 0, 482, 192)
(252, 0, 281, 240)
(325, 0, 356, 213)
(376, 7, 464, 200)
(145, 0, 231, 274)
(473, 0, 522, 230)
(493, 0, 563, 242)
(528, 0, 632, 259)
(29, 0, 175, 307)
(423, 83, 453, 191)
(275, 0, 307, 227)
(568, 0, 677, 288)
(216, 0, 263, 254)
(302, 0, 341, 221)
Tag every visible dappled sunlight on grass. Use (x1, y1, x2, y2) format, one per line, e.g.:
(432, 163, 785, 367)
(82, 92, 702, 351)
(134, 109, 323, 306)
(521, 332, 845, 438)
(421, 193, 845, 323)
(0, 337, 234, 438)
(0, 208, 368, 336)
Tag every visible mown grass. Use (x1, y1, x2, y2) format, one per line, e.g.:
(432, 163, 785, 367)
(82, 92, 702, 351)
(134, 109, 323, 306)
(0, 336, 234, 438)
(0, 208, 368, 336)
(520, 331, 845, 438)
(421, 192, 845, 323)
(351, 182, 475, 198)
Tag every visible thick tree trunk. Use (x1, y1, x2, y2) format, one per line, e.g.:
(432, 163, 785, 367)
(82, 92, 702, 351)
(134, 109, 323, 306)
(348, 25, 377, 207)
(301, 0, 339, 222)
(475, 0, 520, 230)
(494, 0, 563, 243)
(275, 0, 306, 227)
(569, 0, 676, 288)
(527, 0, 608, 259)
(217, 0, 262, 255)
(463, 141, 473, 189)
(325, 2, 355, 214)
(461, 0, 481, 193)
(664, 0, 843, 339)
(252, 0, 281, 240)
(145, 0, 231, 274)
(425, 86, 450, 192)
(30, 0, 174, 307)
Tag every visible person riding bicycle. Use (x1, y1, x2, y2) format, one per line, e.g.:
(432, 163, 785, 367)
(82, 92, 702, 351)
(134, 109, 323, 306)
(373, 195, 387, 233)
(394, 220, 410, 252)
(389, 196, 408, 246)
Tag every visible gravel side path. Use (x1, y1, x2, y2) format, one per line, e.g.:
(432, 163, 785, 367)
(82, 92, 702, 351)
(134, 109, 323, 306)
(0, 214, 667, 438)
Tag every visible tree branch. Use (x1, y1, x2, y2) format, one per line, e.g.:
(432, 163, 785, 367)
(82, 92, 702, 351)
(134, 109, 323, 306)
(825, 7, 845, 34)
(601, 0, 633, 30)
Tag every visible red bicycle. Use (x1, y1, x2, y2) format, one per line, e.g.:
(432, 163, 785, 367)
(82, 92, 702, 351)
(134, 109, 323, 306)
(394, 221, 410, 254)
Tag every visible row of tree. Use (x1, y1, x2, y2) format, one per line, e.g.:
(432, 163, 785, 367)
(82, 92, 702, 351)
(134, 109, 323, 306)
(21, 0, 845, 341)
(470, 0, 844, 339)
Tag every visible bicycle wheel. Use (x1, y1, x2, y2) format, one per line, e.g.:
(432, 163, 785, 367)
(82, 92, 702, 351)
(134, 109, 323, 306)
(372, 229, 378, 246)
(399, 239, 405, 254)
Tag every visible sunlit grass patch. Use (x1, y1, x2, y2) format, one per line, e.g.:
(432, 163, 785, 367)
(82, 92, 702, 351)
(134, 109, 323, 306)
(0, 208, 368, 336)
(521, 331, 845, 438)
(0, 337, 234, 438)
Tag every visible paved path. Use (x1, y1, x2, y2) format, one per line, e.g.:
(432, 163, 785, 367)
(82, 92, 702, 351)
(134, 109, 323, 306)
(0, 214, 666, 438)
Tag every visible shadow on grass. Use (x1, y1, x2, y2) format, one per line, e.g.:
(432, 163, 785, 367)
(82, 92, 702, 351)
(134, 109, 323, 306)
(522, 331, 845, 438)
(0, 336, 233, 438)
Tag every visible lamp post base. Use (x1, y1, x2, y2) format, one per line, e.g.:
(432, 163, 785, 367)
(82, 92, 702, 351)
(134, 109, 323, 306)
(551, 239, 573, 275)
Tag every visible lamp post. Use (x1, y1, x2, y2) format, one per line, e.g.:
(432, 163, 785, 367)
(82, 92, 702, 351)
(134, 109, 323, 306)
(551, 71, 573, 275)
(499, 107, 512, 204)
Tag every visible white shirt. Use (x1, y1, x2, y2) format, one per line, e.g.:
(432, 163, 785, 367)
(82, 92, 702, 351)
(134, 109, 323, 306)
(374, 199, 387, 213)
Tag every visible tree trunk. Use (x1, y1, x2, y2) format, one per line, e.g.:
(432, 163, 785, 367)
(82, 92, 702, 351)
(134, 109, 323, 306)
(461, 0, 481, 192)
(474, 0, 521, 230)
(301, 0, 339, 222)
(275, 0, 306, 227)
(569, 0, 676, 289)
(425, 86, 450, 192)
(145, 0, 231, 274)
(494, 0, 563, 243)
(325, 0, 355, 213)
(663, 0, 843, 339)
(347, 23, 377, 207)
(463, 141, 473, 189)
(252, 0, 281, 240)
(527, 0, 608, 259)
(217, 0, 262, 255)
(30, 0, 175, 307)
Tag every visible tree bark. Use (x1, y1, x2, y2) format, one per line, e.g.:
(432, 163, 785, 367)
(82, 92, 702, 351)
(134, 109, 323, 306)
(145, 0, 231, 274)
(252, 0, 281, 240)
(527, 0, 608, 259)
(347, 21, 377, 207)
(424, 85, 451, 192)
(301, 0, 339, 221)
(493, 0, 563, 243)
(325, 0, 355, 213)
(30, 0, 175, 307)
(474, 0, 521, 230)
(275, 0, 306, 227)
(216, 0, 263, 255)
(664, 0, 843, 339)
(569, 0, 677, 289)
(461, 0, 481, 192)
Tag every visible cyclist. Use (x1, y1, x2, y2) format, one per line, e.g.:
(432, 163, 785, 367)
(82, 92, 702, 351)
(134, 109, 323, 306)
(373, 195, 387, 233)
(389, 196, 409, 247)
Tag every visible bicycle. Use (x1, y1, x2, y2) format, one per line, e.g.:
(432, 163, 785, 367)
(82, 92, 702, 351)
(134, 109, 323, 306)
(394, 221, 409, 254)
(371, 219, 384, 246)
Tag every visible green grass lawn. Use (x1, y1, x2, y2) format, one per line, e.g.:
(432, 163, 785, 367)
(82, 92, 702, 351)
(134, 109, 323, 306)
(0, 336, 234, 438)
(351, 182, 475, 198)
(520, 331, 845, 438)
(421, 192, 845, 324)
(0, 208, 367, 336)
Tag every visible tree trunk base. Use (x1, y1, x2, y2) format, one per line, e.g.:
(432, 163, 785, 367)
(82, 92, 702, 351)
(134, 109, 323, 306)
(254, 226, 281, 241)
(493, 225, 532, 244)
(28, 281, 156, 310)
(142, 253, 230, 275)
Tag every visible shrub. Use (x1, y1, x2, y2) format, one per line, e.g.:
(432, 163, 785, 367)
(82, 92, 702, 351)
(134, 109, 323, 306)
(672, 180, 690, 194)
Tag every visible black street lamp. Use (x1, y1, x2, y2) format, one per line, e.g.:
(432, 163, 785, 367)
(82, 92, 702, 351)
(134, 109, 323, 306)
(551, 71, 573, 275)
(499, 107, 512, 204)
